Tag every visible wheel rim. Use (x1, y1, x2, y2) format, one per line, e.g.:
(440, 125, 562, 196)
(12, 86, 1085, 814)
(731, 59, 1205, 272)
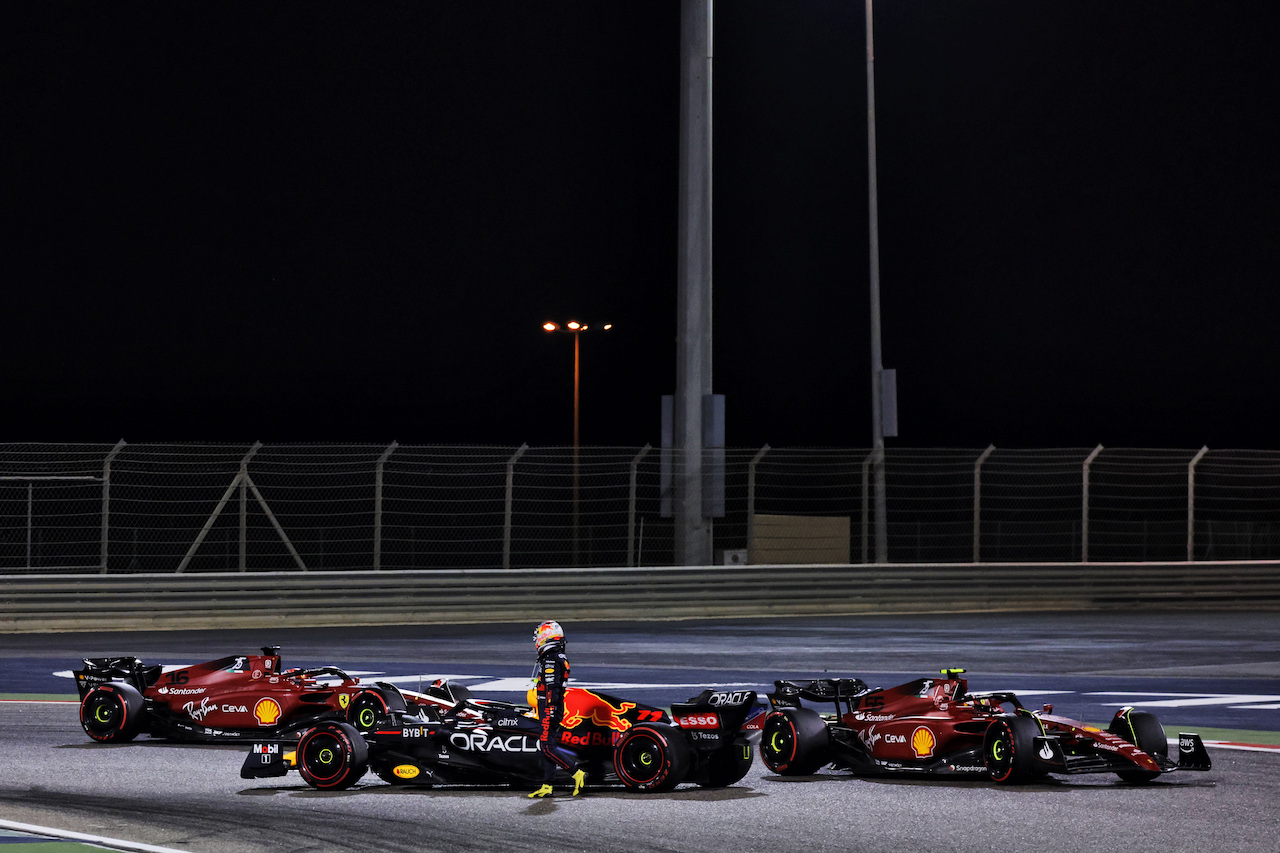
(302, 733, 347, 781)
(351, 694, 386, 732)
(84, 693, 121, 734)
(763, 718, 795, 767)
(620, 733, 664, 784)
(987, 725, 1013, 780)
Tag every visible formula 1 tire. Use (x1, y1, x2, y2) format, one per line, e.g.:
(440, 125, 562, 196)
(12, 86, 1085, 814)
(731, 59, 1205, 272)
(80, 683, 144, 743)
(614, 723, 691, 792)
(1109, 709, 1167, 783)
(297, 722, 368, 790)
(347, 687, 407, 734)
(984, 714, 1040, 784)
(699, 739, 754, 788)
(759, 708, 830, 776)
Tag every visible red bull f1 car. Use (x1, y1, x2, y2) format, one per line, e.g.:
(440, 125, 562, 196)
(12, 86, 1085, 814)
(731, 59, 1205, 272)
(760, 670, 1212, 784)
(242, 685, 765, 792)
(74, 646, 466, 744)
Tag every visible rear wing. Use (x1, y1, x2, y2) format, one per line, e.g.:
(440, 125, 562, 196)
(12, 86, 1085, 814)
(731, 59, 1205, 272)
(672, 689, 760, 734)
(767, 678, 870, 713)
(72, 657, 161, 699)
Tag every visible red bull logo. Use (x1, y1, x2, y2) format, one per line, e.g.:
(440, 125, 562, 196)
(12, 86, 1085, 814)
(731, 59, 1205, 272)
(560, 688, 636, 733)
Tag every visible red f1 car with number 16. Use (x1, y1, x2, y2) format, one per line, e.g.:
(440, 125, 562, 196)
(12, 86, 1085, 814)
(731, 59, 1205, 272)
(760, 669, 1212, 784)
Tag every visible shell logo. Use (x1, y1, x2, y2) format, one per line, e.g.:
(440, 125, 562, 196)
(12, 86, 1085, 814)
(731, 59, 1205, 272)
(393, 765, 420, 779)
(911, 726, 936, 758)
(254, 697, 283, 726)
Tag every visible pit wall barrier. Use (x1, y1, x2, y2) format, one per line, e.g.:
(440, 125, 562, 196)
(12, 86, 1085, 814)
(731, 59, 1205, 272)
(3, 560, 1278, 633)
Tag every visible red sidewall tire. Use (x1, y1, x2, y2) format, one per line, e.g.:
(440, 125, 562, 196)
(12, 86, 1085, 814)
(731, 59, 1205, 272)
(760, 708, 829, 775)
(297, 722, 369, 790)
(984, 715, 1037, 784)
(80, 683, 144, 743)
(614, 723, 690, 792)
(347, 687, 406, 733)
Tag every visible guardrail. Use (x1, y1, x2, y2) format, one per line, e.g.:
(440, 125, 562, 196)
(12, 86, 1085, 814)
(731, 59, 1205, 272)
(3, 561, 1278, 632)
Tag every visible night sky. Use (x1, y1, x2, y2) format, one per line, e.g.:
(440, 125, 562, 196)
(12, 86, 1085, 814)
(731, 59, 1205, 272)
(9, 2, 1278, 449)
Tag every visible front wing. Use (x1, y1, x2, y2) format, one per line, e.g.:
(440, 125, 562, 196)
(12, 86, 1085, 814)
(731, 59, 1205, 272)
(1034, 732, 1212, 776)
(821, 726, 1212, 779)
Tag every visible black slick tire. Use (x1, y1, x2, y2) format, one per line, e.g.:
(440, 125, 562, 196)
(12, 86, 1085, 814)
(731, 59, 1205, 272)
(296, 721, 369, 790)
(614, 723, 691, 792)
(80, 683, 144, 743)
(984, 714, 1040, 784)
(347, 687, 407, 734)
(759, 708, 830, 776)
(699, 739, 755, 788)
(1108, 709, 1167, 783)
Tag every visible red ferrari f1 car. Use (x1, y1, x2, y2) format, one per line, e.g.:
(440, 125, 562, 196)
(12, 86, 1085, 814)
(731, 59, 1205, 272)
(760, 669, 1212, 784)
(243, 685, 765, 792)
(74, 646, 466, 743)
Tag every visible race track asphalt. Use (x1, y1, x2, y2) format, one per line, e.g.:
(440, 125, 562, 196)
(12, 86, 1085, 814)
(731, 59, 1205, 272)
(2, 611, 1277, 852)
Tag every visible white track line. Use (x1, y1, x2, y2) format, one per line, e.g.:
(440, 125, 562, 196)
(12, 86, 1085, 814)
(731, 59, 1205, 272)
(0, 818, 194, 853)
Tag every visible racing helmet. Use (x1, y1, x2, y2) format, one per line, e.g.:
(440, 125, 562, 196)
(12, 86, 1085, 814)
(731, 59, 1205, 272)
(533, 620, 565, 652)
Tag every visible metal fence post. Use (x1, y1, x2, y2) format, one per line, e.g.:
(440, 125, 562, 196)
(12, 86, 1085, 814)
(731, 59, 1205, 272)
(26, 482, 33, 568)
(861, 449, 879, 563)
(178, 442, 261, 574)
(1188, 445, 1209, 561)
(1082, 444, 1103, 562)
(973, 444, 995, 563)
(238, 440, 262, 568)
(627, 445, 653, 567)
(746, 444, 770, 564)
(15, 441, 1280, 575)
(373, 441, 398, 571)
(503, 444, 529, 569)
(99, 440, 126, 573)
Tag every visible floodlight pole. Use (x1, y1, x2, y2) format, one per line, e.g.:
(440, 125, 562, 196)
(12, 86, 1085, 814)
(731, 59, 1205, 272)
(544, 320, 609, 566)
(866, 0, 889, 562)
(675, 0, 715, 567)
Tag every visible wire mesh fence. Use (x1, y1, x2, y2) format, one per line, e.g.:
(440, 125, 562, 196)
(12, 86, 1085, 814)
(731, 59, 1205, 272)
(4, 442, 1280, 574)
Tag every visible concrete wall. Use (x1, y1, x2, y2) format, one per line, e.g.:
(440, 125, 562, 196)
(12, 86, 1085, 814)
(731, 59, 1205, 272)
(3, 561, 1278, 633)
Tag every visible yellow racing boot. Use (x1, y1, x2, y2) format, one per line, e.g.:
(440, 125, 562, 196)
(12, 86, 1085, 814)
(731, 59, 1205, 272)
(571, 769, 587, 796)
(528, 784, 555, 799)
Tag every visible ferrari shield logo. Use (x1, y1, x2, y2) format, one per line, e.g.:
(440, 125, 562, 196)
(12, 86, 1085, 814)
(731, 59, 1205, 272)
(339, 694, 350, 709)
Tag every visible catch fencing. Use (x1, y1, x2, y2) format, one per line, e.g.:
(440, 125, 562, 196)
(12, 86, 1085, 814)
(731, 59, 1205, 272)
(4, 443, 1280, 574)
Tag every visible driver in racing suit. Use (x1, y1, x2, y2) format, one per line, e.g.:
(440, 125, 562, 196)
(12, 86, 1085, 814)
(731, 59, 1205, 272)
(528, 620, 587, 798)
